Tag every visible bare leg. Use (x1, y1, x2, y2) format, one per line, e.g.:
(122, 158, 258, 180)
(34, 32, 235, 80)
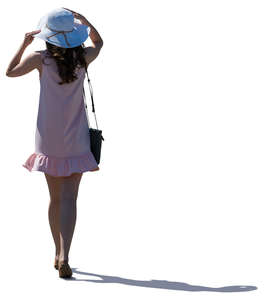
(59, 172, 83, 262)
(44, 173, 63, 260)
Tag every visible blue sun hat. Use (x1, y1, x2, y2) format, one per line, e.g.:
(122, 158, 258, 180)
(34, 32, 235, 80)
(33, 7, 91, 48)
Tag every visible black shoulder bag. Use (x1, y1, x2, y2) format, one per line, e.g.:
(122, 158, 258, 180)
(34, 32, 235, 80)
(82, 67, 104, 165)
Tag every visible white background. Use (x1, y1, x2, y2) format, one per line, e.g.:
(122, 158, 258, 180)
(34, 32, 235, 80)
(0, 0, 266, 299)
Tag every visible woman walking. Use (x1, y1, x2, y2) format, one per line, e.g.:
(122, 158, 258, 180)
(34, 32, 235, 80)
(6, 7, 104, 278)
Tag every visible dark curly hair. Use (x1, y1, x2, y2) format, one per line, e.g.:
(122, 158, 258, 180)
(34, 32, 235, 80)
(42, 41, 87, 85)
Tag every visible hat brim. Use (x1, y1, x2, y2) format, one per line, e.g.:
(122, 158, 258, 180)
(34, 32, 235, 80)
(33, 16, 90, 48)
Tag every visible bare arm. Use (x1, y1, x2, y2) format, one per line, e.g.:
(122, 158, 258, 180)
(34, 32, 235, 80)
(6, 30, 41, 77)
(63, 8, 104, 47)
(62, 8, 103, 66)
(80, 18, 103, 47)
(81, 18, 103, 65)
(6, 41, 28, 76)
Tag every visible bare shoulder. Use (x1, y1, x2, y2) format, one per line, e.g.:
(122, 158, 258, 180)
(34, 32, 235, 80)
(33, 50, 43, 59)
(33, 50, 43, 69)
(84, 41, 103, 67)
(33, 50, 44, 76)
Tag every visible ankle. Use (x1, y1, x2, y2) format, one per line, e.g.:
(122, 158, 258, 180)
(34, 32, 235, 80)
(59, 256, 69, 262)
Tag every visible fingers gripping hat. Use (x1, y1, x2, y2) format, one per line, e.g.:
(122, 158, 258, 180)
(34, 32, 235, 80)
(33, 7, 91, 48)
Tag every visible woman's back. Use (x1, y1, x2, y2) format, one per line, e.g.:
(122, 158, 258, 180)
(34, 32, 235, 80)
(23, 49, 99, 176)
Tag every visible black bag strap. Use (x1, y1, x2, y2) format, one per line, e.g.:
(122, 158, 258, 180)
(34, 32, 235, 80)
(82, 66, 99, 130)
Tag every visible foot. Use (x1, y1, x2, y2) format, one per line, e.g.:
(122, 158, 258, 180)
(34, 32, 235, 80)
(58, 260, 72, 278)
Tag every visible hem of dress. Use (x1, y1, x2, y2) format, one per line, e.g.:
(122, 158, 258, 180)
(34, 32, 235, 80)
(22, 152, 100, 177)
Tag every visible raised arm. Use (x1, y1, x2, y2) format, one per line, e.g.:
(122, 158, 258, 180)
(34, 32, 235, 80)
(6, 30, 41, 77)
(80, 16, 103, 47)
(63, 8, 103, 65)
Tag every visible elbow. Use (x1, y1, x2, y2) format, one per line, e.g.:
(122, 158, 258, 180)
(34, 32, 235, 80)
(6, 68, 12, 77)
(6, 70, 17, 77)
(94, 40, 104, 48)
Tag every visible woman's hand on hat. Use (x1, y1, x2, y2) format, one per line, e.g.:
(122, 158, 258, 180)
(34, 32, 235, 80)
(23, 30, 41, 47)
(62, 7, 89, 26)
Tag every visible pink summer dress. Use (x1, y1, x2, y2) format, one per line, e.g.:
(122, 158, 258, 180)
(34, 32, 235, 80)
(23, 49, 100, 177)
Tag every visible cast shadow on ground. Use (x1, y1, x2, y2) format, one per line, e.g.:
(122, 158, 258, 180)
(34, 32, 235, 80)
(64, 268, 257, 292)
